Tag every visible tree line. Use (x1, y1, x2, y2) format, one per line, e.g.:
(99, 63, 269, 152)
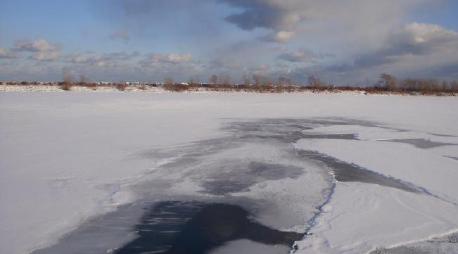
(3, 73, 458, 95)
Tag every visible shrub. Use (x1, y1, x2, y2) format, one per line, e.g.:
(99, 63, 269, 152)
(163, 84, 190, 92)
(59, 82, 72, 91)
(116, 83, 128, 91)
(84, 83, 97, 90)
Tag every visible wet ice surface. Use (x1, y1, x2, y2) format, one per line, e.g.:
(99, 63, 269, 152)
(382, 138, 458, 149)
(301, 133, 358, 140)
(201, 162, 304, 195)
(31, 203, 145, 254)
(446, 156, 458, 161)
(32, 118, 458, 254)
(212, 240, 291, 254)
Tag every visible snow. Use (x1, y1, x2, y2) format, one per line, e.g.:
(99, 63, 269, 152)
(295, 138, 458, 202)
(293, 123, 458, 253)
(0, 91, 457, 254)
(0, 85, 165, 93)
(297, 183, 458, 253)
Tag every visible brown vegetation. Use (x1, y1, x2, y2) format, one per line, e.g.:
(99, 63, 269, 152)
(154, 73, 458, 95)
(115, 83, 128, 91)
(6, 73, 458, 95)
(59, 71, 74, 91)
(374, 73, 458, 95)
(59, 82, 73, 91)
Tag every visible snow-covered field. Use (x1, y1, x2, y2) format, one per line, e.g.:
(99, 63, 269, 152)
(1, 91, 457, 254)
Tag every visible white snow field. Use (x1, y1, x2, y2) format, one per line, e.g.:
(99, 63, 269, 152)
(1, 91, 457, 254)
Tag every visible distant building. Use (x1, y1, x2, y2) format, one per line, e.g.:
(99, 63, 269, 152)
(125, 81, 140, 85)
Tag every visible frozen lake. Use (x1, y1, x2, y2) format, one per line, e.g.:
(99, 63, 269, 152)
(1, 92, 457, 254)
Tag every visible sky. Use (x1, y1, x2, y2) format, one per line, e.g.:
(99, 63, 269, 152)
(1, 0, 458, 84)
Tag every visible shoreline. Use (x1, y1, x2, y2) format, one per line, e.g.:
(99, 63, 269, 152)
(1, 84, 456, 96)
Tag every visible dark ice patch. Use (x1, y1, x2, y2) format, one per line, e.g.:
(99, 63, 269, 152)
(201, 179, 255, 195)
(297, 150, 425, 194)
(248, 162, 303, 179)
(301, 133, 358, 140)
(115, 202, 303, 254)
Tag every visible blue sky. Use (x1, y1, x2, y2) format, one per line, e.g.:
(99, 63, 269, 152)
(1, 0, 458, 84)
(410, 1, 458, 30)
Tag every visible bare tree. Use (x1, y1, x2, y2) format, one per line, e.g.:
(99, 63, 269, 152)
(242, 74, 251, 86)
(209, 74, 218, 85)
(163, 78, 177, 91)
(379, 73, 397, 91)
(60, 69, 75, 91)
(116, 83, 128, 91)
(220, 75, 232, 86)
(188, 78, 197, 86)
(277, 76, 292, 86)
(308, 75, 324, 89)
(79, 74, 89, 84)
(164, 77, 174, 86)
(63, 71, 74, 84)
(79, 74, 97, 90)
(451, 80, 458, 92)
(252, 74, 263, 86)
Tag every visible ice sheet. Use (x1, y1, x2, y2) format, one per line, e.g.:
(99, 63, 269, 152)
(1, 92, 457, 254)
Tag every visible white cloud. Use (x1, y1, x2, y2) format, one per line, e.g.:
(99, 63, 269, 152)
(141, 53, 193, 66)
(3, 1, 456, 83)
(15, 39, 58, 52)
(222, 0, 435, 45)
(14, 39, 61, 61)
(262, 30, 295, 43)
(138, 52, 208, 81)
(403, 22, 458, 48)
(278, 48, 329, 63)
(0, 48, 17, 59)
(331, 23, 458, 70)
(32, 51, 60, 61)
(307, 22, 458, 83)
(66, 52, 139, 67)
(219, 0, 458, 82)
